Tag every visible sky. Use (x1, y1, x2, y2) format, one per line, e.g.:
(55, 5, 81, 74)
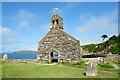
(1, 2, 118, 53)
(2, 0, 120, 2)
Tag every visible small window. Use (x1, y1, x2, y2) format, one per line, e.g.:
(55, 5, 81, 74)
(52, 20, 55, 24)
(56, 19, 59, 24)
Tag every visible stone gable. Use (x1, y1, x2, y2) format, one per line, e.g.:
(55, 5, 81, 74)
(38, 14, 80, 63)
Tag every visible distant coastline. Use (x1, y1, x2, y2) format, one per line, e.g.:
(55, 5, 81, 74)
(1, 51, 37, 59)
(13, 51, 37, 54)
(1, 50, 37, 54)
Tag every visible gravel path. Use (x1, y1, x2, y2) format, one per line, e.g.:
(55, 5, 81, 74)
(109, 62, 120, 70)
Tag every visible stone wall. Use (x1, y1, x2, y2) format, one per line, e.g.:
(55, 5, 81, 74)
(106, 54, 119, 60)
(38, 29, 80, 63)
(38, 14, 80, 63)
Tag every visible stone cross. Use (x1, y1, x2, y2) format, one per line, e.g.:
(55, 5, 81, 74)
(53, 8, 60, 14)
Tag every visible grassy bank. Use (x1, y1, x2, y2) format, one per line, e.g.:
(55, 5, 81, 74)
(2, 60, 118, 78)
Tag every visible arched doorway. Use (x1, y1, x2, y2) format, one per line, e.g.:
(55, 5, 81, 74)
(51, 51, 58, 63)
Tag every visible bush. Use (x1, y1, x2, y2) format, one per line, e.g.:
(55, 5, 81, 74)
(119, 61, 120, 64)
(60, 62, 72, 66)
(98, 62, 114, 68)
(111, 60, 120, 65)
(60, 60, 85, 68)
(79, 60, 85, 64)
(42, 61, 50, 64)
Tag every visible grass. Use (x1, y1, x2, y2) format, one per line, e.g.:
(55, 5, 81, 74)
(111, 60, 120, 66)
(59, 60, 85, 68)
(2, 60, 118, 78)
(0, 59, 2, 79)
(98, 62, 114, 68)
(106, 59, 120, 66)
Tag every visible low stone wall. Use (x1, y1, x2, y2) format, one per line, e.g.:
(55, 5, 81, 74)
(82, 58, 98, 61)
(106, 54, 119, 60)
(82, 57, 105, 64)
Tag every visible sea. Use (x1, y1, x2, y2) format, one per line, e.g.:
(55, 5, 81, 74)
(0, 52, 37, 60)
(0, 52, 58, 59)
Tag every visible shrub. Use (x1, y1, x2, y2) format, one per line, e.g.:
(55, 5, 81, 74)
(42, 61, 50, 64)
(111, 60, 120, 65)
(98, 62, 114, 68)
(119, 61, 120, 64)
(60, 60, 85, 68)
(60, 62, 72, 66)
(79, 60, 85, 64)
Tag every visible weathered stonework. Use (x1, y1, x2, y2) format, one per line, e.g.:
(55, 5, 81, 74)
(38, 14, 80, 63)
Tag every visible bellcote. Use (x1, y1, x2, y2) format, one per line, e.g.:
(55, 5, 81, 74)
(50, 14, 63, 30)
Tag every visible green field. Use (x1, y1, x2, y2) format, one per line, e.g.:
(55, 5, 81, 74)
(0, 59, 2, 79)
(2, 60, 118, 78)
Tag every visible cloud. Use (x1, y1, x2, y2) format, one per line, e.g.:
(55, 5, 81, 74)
(76, 8, 118, 35)
(12, 9, 35, 21)
(0, 27, 12, 36)
(80, 36, 103, 45)
(61, 3, 80, 14)
(41, 23, 50, 31)
(0, 27, 20, 46)
(75, 8, 118, 45)
(0, 27, 13, 52)
(1, 9, 40, 53)
(12, 9, 36, 28)
(3, 39, 22, 45)
(0, 26, 18, 40)
(18, 21, 29, 28)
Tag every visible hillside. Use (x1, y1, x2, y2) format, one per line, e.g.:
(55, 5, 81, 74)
(81, 34, 120, 54)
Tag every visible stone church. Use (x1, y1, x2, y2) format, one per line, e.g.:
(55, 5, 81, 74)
(38, 14, 80, 63)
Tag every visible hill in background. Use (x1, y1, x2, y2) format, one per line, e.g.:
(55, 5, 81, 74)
(81, 34, 120, 54)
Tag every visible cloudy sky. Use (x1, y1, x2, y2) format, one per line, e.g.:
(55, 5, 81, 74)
(1, 2, 118, 53)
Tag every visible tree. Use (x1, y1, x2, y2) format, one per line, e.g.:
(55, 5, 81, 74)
(117, 34, 120, 54)
(101, 34, 108, 42)
(101, 34, 108, 54)
(109, 35, 117, 41)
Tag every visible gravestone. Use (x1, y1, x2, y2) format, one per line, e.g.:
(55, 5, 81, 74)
(98, 57, 104, 64)
(2, 54, 8, 61)
(86, 60, 97, 76)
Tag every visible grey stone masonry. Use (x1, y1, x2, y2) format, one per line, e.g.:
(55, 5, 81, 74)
(38, 14, 80, 63)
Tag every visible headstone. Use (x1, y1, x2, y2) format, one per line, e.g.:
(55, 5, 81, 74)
(98, 57, 104, 64)
(86, 60, 97, 76)
(2, 54, 8, 61)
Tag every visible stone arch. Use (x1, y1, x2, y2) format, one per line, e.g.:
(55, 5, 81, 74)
(48, 48, 61, 63)
(51, 51, 58, 63)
